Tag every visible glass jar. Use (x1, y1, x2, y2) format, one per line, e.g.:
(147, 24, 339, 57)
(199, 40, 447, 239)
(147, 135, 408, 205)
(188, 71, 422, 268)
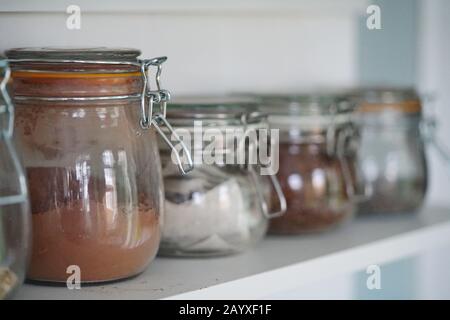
(259, 95, 358, 234)
(352, 88, 428, 214)
(6, 48, 191, 283)
(0, 58, 31, 299)
(158, 97, 286, 256)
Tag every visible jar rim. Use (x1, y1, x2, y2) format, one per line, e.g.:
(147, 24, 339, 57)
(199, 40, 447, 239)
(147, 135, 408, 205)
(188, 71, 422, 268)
(256, 93, 355, 117)
(166, 96, 266, 126)
(5, 47, 143, 76)
(5, 47, 141, 62)
(352, 87, 419, 103)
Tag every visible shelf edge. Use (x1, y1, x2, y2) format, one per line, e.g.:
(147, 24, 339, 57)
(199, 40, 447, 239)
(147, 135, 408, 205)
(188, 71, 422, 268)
(166, 220, 450, 299)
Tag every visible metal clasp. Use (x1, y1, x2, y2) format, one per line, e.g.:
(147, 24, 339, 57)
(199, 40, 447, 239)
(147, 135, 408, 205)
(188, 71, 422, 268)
(327, 100, 371, 203)
(239, 114, 286, 219)
(139, 57, 169, 128)
(336, 126, 372, 202)
(421, 116, 450, 165)
(0, 59, 29, 207)
(326, 103, 338, 156)
(152, 114, 194, 175)
(249, 165, 287, 219)
(138, 57, 193, 175)
(0, 59, 13, 138)
(420, 94, 450, 166)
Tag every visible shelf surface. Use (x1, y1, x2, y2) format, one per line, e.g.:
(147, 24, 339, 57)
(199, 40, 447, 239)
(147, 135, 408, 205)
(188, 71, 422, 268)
(14, 206, 450, 300)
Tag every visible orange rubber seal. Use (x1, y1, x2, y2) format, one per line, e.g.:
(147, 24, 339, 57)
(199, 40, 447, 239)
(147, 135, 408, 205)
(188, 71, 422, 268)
(11, 71, 142, 79)
(358, 100, 421, 114)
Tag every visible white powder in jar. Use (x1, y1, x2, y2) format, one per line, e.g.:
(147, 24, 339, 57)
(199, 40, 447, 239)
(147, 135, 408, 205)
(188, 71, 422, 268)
(162, 174, 261, 252)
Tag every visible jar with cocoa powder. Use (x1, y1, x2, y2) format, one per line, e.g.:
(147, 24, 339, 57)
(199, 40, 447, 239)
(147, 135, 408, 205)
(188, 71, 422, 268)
(352, 88, 429, 214)
(0, 58, 31, 298)
(259, 95, 358, 234)
(158, 97, 286, 256)
(6, 48, 192, 283)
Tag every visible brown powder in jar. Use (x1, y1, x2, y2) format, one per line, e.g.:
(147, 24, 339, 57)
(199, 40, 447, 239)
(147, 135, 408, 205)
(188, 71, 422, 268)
(269, 143, 354, 234)
(269, 205, 351, 234)
(27, 167, 160, 283)
(357, 177, 426, 215)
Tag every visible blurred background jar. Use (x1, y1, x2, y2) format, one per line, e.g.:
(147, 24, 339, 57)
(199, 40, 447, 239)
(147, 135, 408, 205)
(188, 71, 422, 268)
(259, 94, 358, 234)
(0, 58, 31, 299)
(158, 97, 286, 257)
(352, 88, 428, 215)
(6, 47, 189, 283)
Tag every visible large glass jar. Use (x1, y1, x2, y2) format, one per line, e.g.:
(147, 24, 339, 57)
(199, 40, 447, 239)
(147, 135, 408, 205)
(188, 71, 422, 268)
(259, 95, 358, 234)
(158, 97, 286, 256)
(352, 88, 428, 214)
(0, 58, 31, 299)
(6, 48, 190, 283)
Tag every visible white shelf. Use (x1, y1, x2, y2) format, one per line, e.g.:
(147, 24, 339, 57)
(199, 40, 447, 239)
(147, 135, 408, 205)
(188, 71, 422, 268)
(14, 206, 450, 300)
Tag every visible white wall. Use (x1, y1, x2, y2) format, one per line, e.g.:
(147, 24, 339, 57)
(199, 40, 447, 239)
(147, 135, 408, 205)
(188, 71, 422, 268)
(417, 0, 450, 299)
(418, 0, 450, 206)
(0, 1, 364, 95)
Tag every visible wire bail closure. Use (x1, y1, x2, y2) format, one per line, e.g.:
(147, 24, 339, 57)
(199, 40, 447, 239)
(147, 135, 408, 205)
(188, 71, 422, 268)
(239, 114, 286, 219)
(0, 59, 13, 138)
(323, 101, 370, 202)
(0, 59, 29, 207)
(336, 125, 373, 202)
(138, 57, 193, 175)
(249, 165, 287, 219)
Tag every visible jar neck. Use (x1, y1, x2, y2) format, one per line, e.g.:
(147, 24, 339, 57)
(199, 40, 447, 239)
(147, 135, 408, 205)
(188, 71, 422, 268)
(277, 122, 356, 159)
(10, 67, 143, 98)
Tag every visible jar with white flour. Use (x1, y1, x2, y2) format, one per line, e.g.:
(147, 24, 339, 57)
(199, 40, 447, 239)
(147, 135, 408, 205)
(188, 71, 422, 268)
(158, 97, 286, 257)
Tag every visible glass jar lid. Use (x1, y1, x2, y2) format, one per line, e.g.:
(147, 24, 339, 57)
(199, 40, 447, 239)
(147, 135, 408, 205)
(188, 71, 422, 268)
(6, 47, 143, 74)
(166, 96, 266, 129)
(257, 93, 354, 129)
(352, 88, 421, 114)
(6, 47, 141, 62)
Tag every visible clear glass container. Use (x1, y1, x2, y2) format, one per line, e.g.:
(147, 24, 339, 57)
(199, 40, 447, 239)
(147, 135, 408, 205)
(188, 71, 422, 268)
(0, 58, 31, 299)
(6, 47, 190, 283)
(259, 95, 358, 234)
(158, 97, 286, 256)
(352, 88, 428, 214)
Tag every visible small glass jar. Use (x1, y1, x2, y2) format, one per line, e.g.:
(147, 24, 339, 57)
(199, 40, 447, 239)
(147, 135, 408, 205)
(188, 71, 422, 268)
(352, 88, 428, 214)
(158, 97, 286, 256)
(6, 48, 191, 283)
(259, 95, 358, 234)
(0, 58, 31, 299)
